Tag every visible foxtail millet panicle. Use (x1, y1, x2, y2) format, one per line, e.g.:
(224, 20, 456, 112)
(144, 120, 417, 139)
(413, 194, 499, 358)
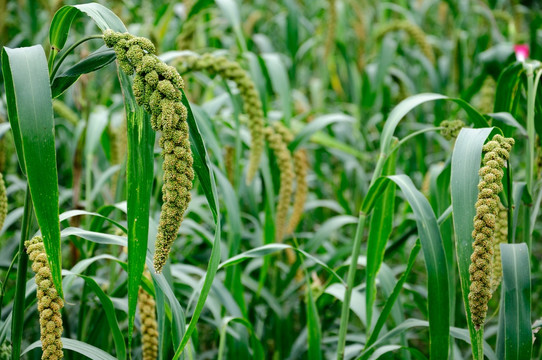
(440, 119, 465, 140)
(469, 134, 514, 330)
(376, 21, 435, 63)
(323, 0, 337, 58)
(103, 30, 194, 273)
(264, 126, 294, 244)
(478, 77, 496, 115)
(272, 122, 309, 234)
(174, 54, 265, 184)
(138, 273, 158, 360)
(26, 236, 64, 360)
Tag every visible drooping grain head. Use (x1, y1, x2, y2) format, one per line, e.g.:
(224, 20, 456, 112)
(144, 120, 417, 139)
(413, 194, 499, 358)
(104, 30, 194, 273)
(469, 134, 514, 330)
(440, 119, 465, 140)
(174, 54, 265, 184)
(376, 21, 435, 63)
(323, 0, 337, 58)
(264, 126, 295, 244)
(25, 236, 64, 360)
(271, 123, 309, 235)
(478, 77, 496, 115)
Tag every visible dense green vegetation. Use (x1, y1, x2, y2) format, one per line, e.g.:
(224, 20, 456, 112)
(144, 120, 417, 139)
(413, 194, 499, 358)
(0, 0, 541, 359)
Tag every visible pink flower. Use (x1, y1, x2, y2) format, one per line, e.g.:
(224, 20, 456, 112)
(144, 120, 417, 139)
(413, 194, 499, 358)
(514, 44, 529, 62)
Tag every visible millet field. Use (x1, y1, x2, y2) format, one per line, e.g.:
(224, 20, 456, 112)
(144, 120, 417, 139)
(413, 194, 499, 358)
(0, 0, 541, 359)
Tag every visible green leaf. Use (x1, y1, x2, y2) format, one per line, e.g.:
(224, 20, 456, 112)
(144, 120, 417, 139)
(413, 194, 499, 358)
(118, 69, 155, 350)
(494, 62, 524, 114)
(306, 275, 322, 360)
(450, 127, 494, 359)
(49, 3, 126, 51)
(217, 317, 264, 360)
(262, 53, 292, 124)
(215, 0, 247, 53)
(172, 96, 222, 359)
(289, 114, 354, 151)
(500, 243, 532, 359)
(51, 47, 116, 98)
(218, 243, 345, 285)
(185, 0, 214, 21)
(64, 271, 127, 360)
(2, 46, 63, 299)
(359, 319, 496, 360)
(361, 175, 449, 358)
(380, 93, 489, 156)
(22, 338, 118, 360)
(386, 175, 449, 358)
(364, 240, 421, 353)
(365, 152, 396, 331)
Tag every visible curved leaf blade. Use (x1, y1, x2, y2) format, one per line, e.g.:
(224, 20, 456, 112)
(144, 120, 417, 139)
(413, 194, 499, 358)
(2, 45, 63, 298)
(450, 127, 494, 359)
(500, 243, 532, 359)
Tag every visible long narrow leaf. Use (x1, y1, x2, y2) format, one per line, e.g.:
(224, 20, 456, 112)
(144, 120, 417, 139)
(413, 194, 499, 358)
(2, 46, 63, 298)
(172, 95, 222, 359)
(450, 127, 494, 359)
(500, 243, 532, 359)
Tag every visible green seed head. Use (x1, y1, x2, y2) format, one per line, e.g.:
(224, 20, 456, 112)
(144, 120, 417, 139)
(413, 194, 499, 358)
(104, 31, 194, 273)
(174, 54, 265, 184)
(25, 236, 64, 359)
(376, 20, 435, 63)
(139, 272, 158, 360)
(440, 119, 465, 140)
(264, 126, 295, 243)
(469, 134, 514, 330)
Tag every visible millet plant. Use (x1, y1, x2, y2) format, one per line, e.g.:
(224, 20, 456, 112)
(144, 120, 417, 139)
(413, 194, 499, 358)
(0, 1, 541, 360)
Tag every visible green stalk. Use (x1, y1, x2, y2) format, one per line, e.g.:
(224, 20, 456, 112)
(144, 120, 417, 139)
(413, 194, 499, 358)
(11, 185, 34, 360)
(0, 250, 19, 318)
(336, 213, 367, 360)
(49, 34, 103, 80)
(336, 150, 388, 359)
(525, 64, 535, 193)
(524, 63, 541, 246)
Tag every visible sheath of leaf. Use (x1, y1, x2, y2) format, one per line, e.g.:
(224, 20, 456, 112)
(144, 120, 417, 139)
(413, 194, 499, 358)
(490, 200, 508, 293)
(103, 30, 194, 273)
(25, 236, 64, 360)
(272, 123, 309, 234)
(324, 0, 337, 58)
(139, 272, 158, 360)
(264, 126, 294, 244)
(440, 119, 465, 140)
(478, 77, 496, 115)
(376, 21, 435, 63)
(469, 134, 514, 330)
(175, 54, 265, 184)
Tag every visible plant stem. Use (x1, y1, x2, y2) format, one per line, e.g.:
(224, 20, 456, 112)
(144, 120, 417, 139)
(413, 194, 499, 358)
(525, 64, 535, 194)
(49, 34, 104, 80)
(11, 185, 34, 360)
(336, 213, 367, 360)
(337, 150, 388, 359)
